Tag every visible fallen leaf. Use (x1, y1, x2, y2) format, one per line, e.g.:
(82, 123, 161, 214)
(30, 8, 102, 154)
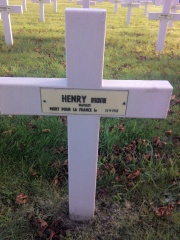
(42, 129, 51, 133)
(16, 193, 28, 205)
(29, 167, 39, 176)
(171, 95, 175, 100)
(110, 168, 116, 174)
(53, 176, 60, 187)
(63, 159, 68, 166)
(155, 204, 174, 217)
(118, 124, 125, 131)
(34, 48, 41, 52)
(97, 168, 104, 179)
(2, 130, 13, 135)
(52, 160, 61, 169)
(127, 169, 140, 179)
(31, 216, 48, 239)
(165, 130, 172, 136)
(115, 176, 121, 182)
(142, 153, 151, 160)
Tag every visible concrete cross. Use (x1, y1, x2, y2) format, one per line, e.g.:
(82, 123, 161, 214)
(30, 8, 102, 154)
(168, 0, 180, 27)
(108, 0, 122, 15)
(140, 0, 153, 16)
(121, 0, 140, 25)
(149, 0, 180, 51)
(0, 0, 23, 45)
(76, 0, 96, 8)
(51, 0, 57, 13)
(153, 0, 164, 6)
(22, 0, 27, 11)
(32, 0, 51, 22)
(0, 8, 172, 221)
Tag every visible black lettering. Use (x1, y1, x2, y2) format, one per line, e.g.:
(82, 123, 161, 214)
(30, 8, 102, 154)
(50, 107, 59, 111)
(79, 108, 92, 112)
(91, 98, 107, 103)
(82, 96, 86, 103)
(62, 95, 66, 102)
(77, 96, 81, 103)
(62, 95, 87, 103)
(61, 107, 71, 111)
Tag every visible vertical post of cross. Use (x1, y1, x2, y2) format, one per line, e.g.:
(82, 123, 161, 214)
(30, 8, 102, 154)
(65, 8, 106, 221)
(156, 0, 171, 51)
(168, 0, 180, 27)
(52, 0, 57, 13)
(0, 0, 23, 45)
(121, 0, 140, 26)
(141, 0, 152, 16)
(22, 0, 27, 11)
(148, 0, 180, 51)
(32, 0, 51, 22)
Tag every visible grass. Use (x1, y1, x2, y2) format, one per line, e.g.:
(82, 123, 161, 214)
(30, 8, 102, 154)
(0, 0, 180, 239)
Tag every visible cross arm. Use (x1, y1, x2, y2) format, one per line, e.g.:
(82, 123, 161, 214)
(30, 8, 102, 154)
(0, 78, 172, 118)
(102, 80, 172, 118)
(31, 0, 51, 3)
(0, 77, 67, 115)
(121, 3, 140, 8)
(149, 12, 180, 20)
(0, 5, 23, 13)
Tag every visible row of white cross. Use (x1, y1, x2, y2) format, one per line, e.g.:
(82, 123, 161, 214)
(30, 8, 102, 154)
(0, 6, 173, 221)
(0, 0, 180, 51)
(0, 0, 58, 45)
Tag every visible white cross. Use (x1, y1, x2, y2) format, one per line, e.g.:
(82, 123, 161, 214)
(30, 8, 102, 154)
(108, 0, 122, 15)
(148, 0, 180, 52)
(140, 0, 153, 16)
(51, 0, 57, 13)
(32, 0, 51, 22)
(76, 0, 96, 8)
(153, 0, 164, 6)
(121, 0, 140, 25)
(168, 0, 180, 27)
(0, 0, 23, 45)
(22, 0, 27, 11)
(0, 8, 173, 221)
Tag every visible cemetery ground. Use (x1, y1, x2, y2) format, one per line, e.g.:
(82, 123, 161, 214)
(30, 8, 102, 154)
(0, 0, 180, 239)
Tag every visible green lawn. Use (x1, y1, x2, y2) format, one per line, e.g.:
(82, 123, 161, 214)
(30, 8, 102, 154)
(0, 1, 180, 239)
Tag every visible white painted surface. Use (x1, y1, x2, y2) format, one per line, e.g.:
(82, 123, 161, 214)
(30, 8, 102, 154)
(22, 0, 27, 11)
(0, 78, 172, 118)
(168, 0, 180, 27)
(121, 0, 140, 25)
(148, 0, 180, 51)
(32, 0, 51, 22)
(141, 0, 153, 16)
(76, 0, 96, 8)
(108, 0, 122, 14)
(0, 8, 173, 221)
(0, 0, 23, 45)
(52, 0, 57, 12)
(66, 8, 106, 220)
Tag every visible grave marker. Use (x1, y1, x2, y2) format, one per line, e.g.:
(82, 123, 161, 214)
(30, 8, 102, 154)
(121, 0, 140, 25)
(0, 8, 173, 221)
(32, 0, 51, 22)
(168, 0, 180, 27)
(52, 0, 57, 13)
(108, 0, 122, 14)
(76, 0, 96, 8)
(22, 0, 27, 11)
(0, 0, 23, 45)
(140, 0, 153, 16)
(149, 0, 180, 51)
(153, 0, 164, 6)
